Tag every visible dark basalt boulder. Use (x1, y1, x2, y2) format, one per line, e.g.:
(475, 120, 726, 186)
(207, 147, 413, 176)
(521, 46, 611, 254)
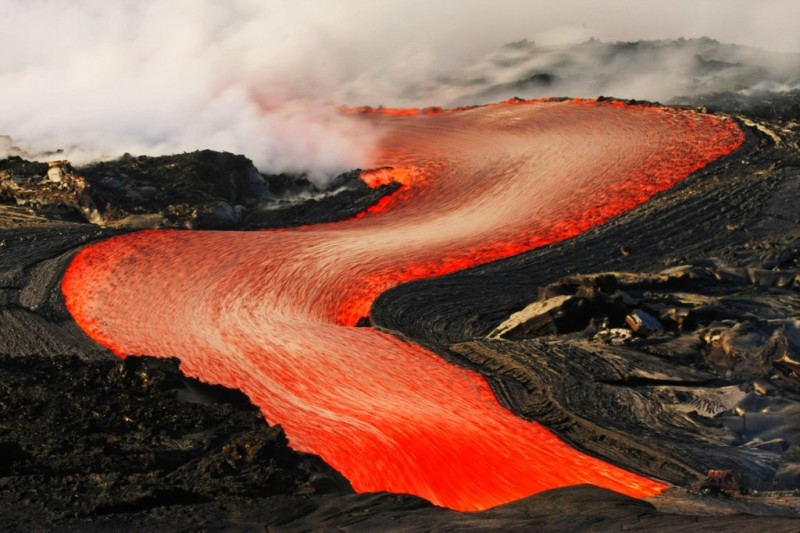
(81, 150, 269, 228)
(0, 159, 101, 224)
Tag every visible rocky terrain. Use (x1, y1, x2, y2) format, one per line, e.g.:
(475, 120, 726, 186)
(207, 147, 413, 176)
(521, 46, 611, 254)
(0, 151, 396, 230)
(2, 95, 800, 530)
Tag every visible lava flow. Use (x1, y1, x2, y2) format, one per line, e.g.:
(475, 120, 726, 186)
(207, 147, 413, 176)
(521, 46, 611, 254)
(62, 99, 743, 511)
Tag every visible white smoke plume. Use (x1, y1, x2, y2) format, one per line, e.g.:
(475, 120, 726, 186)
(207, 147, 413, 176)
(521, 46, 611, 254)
(1, 0, 799, 183)
(0, 0, 388, 184)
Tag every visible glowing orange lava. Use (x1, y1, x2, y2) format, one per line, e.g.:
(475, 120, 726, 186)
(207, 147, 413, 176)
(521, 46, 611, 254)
(62, 99, 743, 511)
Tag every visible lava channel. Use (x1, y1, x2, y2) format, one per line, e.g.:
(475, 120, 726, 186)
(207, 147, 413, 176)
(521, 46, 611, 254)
(62, 99, 743, 511)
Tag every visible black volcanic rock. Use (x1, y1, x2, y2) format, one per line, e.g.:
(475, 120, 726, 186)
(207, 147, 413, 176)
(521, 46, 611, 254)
(80, 150, 268, 228)
(0, 151, 268, 228)
(0, 159, 101, 224)
(0, 354, 351, 530)
(673, 90, 800, 122)
(0, 151, 402, 230)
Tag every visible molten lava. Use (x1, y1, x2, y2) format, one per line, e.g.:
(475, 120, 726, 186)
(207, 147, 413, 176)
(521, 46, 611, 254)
(62, 99, 743, 511)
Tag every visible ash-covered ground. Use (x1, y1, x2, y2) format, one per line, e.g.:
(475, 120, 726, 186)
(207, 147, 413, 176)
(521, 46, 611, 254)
(2, 93, 800, 531)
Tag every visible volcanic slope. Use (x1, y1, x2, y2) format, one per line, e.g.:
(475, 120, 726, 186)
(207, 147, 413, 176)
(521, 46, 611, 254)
(62, 99, 742, 511)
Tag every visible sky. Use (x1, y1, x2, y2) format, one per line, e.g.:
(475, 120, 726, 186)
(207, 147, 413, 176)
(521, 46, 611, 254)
(1, 0, 798, 178)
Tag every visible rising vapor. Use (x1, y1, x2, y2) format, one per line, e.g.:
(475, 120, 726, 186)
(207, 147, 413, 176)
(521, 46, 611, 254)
(1, 0, 798, 182)
(0, 0, 386, 184)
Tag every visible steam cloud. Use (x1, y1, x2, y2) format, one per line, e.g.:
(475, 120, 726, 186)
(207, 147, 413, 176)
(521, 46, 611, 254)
(1, 0, 798, 183)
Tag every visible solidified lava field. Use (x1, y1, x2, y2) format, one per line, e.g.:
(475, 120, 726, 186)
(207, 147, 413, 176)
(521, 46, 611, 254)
(61, 99, 742, 510)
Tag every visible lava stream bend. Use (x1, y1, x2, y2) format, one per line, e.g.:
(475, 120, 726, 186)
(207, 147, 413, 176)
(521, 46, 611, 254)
(63, 100, 743, 511)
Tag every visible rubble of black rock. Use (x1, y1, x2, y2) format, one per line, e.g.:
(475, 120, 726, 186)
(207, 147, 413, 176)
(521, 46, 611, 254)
(0, 150, 399, 230)
(0, 159, 100, 225)
(0, 354, 351, 530)
(490, 263, 800, 376)
(480, 262, 800, 493)
(673, 89, 800, 122)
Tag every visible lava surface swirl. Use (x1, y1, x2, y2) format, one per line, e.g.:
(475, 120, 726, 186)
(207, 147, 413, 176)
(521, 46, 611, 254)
(62, 99, 743, 511)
